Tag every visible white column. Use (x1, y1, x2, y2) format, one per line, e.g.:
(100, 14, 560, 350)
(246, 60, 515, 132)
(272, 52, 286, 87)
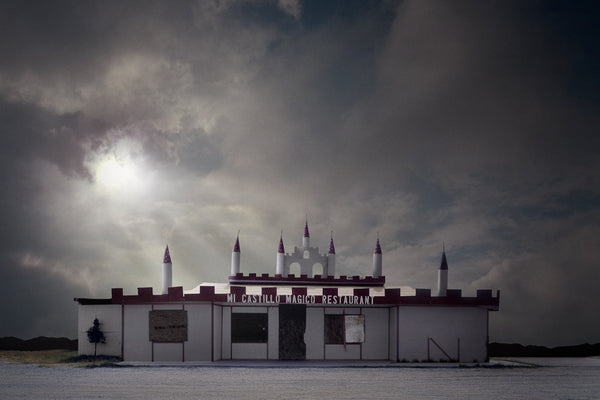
(372, 238, 382, 278)
(162, 263, 172, 294)
(162, 245, 172, 295)
(437, 269, 448, 296)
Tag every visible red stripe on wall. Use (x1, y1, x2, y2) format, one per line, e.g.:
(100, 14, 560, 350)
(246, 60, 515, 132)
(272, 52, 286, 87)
(211, 301, 214, 362)
(396, 306, 399, 362)
(121, 304, 124, 360)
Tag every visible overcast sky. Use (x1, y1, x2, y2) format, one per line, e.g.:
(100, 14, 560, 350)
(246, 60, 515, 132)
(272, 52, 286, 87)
(1, 0, 598, 346)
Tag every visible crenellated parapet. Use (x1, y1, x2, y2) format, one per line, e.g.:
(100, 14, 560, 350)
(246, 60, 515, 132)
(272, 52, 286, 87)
(75, 286, 500, 310)
(228, 272, 385, 286)
(282, 245, 331, 277)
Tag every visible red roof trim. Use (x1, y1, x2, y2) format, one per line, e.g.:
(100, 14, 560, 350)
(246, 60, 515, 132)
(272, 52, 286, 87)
(76, 286, 499, 310)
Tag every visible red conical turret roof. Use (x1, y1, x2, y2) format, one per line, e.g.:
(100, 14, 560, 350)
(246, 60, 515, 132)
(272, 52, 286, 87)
(374, 238, 382, 254)
(233, 235, 240, 253)
(163, 245, 172, 264)
(439, 249, 448, 270)
(278, 234, 285, 254)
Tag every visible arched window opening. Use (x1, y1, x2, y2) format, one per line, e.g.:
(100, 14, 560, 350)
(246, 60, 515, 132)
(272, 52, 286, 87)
(289, 263, 301, 277)
(312, 263, 323, 277)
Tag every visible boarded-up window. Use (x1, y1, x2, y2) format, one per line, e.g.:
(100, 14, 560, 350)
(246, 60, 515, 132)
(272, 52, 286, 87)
(231, 313, 268, 343)
(324, 314, 365, 344)
(344, 315, 365, 343)
(149, 310, 188, 342)
(324, 315, 344, 344)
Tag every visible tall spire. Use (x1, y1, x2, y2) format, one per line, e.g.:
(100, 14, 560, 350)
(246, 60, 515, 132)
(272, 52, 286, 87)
(437, 245, 448, 296)
(304, 217, 310, 238)
(327, 231, 336, 277)
(372, 234, 382, 277)
(374, 235, 382, 254)
(163, 245, 172, 264)
(439, 246, 448, 270)
(329, 232, 335, 254)
(276, 231, 285, 276)
(231, 232, 241, 276)
(278, 232, 285, 254)
(233, 232, 240, 253)
(302, 217, 310, 249)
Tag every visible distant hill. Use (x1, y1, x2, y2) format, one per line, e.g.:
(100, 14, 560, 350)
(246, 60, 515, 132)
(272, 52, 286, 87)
(1, 337, 599, 356)
(489, 342, 600, 357)
(0, 336, 77, 351)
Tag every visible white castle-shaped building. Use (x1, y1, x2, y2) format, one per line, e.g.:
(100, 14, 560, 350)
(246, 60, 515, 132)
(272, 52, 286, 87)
(75, 220, 499, 363)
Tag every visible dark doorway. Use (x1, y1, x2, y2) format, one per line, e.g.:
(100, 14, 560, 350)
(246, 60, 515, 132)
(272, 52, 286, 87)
(278, 304, 306, 360)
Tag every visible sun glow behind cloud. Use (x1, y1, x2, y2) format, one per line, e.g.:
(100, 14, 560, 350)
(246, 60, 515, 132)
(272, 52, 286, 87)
(97, 158, 131, 187)
(91, 138, 151, 198)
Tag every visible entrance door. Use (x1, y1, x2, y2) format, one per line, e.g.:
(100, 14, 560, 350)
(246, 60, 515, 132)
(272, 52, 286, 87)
(278, 304, 306, 360)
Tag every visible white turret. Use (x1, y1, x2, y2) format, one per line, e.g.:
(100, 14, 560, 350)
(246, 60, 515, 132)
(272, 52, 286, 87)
(302, 218, 310, 250)
(372, 236, 382, 278)
(327, 233, 336, 277)
(231, 234, 241, 276)
(437, 247, 448, 296)
(162, 245, 172, 295)
(276, 234, 285, 276)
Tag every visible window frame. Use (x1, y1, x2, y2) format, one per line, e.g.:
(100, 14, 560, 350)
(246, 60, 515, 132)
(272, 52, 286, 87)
(231, 312, 269, 343)
(324, 314, 365, 344)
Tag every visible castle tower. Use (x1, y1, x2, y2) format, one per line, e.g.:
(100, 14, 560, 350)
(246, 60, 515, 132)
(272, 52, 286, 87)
(328, 233, 336, 277)
(302, 218, 310, 250)
(231, 234, 241, 276)
(276, 233, 285, 276)
(162, 245, 172, 295)
(437, 246, 448, 296)
(372, 236, 382, 278)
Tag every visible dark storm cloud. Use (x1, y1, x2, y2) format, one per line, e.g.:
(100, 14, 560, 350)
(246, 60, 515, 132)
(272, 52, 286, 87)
(0, 100, 107, 178)
(0, 100, 100, 281)
(0, 264, 79, 338)
(0, 100, 114, 338)
(0, 0, 598, 346)
(343, 1, 600, 184)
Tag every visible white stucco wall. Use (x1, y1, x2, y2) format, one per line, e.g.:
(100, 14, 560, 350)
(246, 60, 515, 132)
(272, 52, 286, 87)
(362, 307, 389, 360)
(267, 306, 279, 360)
(123, 304, 152, 361)
(305, 307, 324, 360)
(397, 306, 488, 362)
(80, 299, 491, 362)
(185, 303, 213, 361)
(213, 305, 223, 361)
(389, 307, 397, 361)
(221, 306, 231, 359)
(325, 344, 361, 359)
(154, 342, 183, 362)
(231, 343, 268, 359)
(77, 304, 122, 357)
